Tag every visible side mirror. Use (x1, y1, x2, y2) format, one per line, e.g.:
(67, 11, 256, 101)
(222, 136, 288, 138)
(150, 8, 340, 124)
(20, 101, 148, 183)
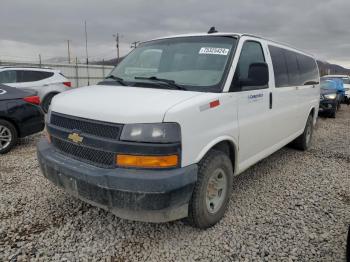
(239, 62, 269, 89)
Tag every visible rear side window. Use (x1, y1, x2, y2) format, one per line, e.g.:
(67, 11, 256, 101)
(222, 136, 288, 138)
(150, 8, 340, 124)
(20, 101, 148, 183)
(296, 54, 319, 85)
(17, 70, 54, 82)
(284, 50, 300, 86)
(0, 70, 17, 83)
(269, 45, 318, 87)
(269, 46, 289, 87)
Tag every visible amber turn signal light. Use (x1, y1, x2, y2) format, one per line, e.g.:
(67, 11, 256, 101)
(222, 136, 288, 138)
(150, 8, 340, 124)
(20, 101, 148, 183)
(116, 154, 178, 168)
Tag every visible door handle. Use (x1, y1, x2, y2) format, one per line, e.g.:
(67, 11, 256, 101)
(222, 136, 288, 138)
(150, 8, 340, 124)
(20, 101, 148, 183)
(269, 92, 272, 109)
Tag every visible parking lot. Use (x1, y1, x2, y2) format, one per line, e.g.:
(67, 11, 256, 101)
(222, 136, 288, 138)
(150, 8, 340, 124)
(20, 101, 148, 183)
(0, 107, 349, 261)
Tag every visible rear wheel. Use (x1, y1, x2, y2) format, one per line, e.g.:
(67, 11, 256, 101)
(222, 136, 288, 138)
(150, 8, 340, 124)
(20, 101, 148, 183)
(292, 114, 313, 151)
(188, 150, 233, 228)
(42, 93, 57, 113)
(0, 120, 17, 154)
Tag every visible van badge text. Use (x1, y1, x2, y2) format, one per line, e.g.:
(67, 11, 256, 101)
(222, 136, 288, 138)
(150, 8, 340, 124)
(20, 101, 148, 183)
(248, 93, 263, 101)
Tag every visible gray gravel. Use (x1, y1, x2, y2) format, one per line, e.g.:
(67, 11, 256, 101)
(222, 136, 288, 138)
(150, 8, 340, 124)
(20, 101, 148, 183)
(1, 107, 349, 261)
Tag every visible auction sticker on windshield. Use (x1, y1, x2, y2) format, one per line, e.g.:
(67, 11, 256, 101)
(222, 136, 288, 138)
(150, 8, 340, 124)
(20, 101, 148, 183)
(199, 47, 230, 55)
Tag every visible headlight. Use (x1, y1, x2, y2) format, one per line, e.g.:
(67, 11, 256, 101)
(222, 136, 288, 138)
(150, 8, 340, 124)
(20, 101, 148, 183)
(120, 123, 181, 143)
(324, 94, 337, 100)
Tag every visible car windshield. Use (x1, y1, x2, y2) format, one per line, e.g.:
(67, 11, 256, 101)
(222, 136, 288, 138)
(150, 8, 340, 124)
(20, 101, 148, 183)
(320, 80, 337, 90)
(108, 36, 237, 92)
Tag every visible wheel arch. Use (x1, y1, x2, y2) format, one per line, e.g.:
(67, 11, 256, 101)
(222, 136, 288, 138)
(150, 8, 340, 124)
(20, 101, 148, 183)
(0, 117, 20, 137)
(195, 137, 238, 175)
(308, 106, 317, 125)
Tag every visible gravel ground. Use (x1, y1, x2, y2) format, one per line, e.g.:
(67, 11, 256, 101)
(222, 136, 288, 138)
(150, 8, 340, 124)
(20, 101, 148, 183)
(0, 107, 349, 262)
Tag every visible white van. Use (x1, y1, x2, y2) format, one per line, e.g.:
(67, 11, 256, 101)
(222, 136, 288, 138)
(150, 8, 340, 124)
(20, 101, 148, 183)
(37, 31, 320, 228)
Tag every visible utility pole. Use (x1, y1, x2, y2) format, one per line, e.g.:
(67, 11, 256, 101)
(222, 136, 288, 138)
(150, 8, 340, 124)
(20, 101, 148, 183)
(38, 54, 42, 67)
(67, 40, 71, 64)
(84, 21, 89, 65)
(113, 33, 120, 63)
(84, 20, 90, 85)
(130, 41, 140, 49)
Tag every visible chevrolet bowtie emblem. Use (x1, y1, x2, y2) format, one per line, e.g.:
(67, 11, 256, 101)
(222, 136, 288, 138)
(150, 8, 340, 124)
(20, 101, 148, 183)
(68, 132, 83, 143)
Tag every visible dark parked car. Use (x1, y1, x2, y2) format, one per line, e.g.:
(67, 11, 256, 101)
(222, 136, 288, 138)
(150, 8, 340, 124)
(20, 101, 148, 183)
(319, 80, 340, 118)
(0, 84, 45, 154)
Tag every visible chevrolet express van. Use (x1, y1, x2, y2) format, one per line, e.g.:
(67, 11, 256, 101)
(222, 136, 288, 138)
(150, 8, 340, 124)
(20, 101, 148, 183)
(37, 31, 320, 228)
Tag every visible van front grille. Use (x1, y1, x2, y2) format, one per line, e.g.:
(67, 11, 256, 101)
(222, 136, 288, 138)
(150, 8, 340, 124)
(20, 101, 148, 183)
(51, 113, 122, 140)
(52, 137, 115, 168)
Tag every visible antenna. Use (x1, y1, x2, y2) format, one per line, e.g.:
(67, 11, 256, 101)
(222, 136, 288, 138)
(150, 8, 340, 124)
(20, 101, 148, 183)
(130, 41, 140, 49)
(208, 26, 218, 34)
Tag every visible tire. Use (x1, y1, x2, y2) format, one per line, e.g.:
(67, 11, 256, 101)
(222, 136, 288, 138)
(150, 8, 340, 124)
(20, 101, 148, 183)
(188, 150, 233, 228)
(329, 109, 336, 118)
(42, 93, 57, 113)
(292, 114, 314, 151)
(0, 120, 18, 154)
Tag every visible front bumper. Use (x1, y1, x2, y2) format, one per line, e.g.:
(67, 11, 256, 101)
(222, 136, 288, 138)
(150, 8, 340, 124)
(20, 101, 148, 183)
(319, 99, 337, 113)
(37, 139, 198, 222)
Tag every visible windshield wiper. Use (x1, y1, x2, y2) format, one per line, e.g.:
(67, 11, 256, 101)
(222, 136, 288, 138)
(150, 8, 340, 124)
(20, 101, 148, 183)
(134, 76, 187, 90)
(105, 75, 127, 86)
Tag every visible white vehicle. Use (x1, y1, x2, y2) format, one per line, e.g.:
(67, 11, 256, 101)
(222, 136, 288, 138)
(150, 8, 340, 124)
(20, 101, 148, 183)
(37, 30, 320, 228)
(0, 67, 71, 112)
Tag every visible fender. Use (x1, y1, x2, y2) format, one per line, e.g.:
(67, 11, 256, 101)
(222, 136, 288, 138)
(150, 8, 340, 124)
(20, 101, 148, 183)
(307, 105, 317, 126)
(195, 135, 239, 174)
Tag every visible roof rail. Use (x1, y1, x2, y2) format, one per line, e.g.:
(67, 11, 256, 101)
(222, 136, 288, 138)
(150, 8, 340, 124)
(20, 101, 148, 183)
(241, 33, 314, 57)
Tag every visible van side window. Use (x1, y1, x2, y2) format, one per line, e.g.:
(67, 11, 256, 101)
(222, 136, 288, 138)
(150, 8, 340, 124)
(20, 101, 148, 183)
(230, 41, 266, 91)
(269, 45, 319, 87)
(284, 50, 300, 86)
(268, 46, 289, 87)
(296, 54, 319, 85)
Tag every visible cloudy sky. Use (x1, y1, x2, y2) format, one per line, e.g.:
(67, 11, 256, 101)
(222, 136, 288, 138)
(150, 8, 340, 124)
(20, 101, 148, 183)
(0, 0, 349, 67)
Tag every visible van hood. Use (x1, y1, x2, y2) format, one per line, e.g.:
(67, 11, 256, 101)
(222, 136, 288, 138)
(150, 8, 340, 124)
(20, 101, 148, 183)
(51, 85, 203, 123)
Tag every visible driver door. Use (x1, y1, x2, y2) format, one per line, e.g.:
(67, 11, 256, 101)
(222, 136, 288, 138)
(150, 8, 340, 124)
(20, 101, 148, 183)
(231, 39, 275, 170)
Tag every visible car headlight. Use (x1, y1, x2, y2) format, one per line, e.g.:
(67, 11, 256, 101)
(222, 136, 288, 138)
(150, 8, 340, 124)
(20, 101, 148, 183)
(120, 123, 181, 143)
(324, 94, 337, 100)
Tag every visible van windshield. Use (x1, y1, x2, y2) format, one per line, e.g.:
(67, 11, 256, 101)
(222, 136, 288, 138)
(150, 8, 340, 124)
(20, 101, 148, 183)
(108, 36, 237, 92)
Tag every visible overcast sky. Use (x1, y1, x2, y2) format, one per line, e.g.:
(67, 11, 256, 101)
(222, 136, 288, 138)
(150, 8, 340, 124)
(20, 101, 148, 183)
(0, 0, 349, 67)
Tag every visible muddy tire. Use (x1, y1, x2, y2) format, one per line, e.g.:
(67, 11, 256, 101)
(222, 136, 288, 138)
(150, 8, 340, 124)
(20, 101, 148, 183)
(188, 150, 233, 228)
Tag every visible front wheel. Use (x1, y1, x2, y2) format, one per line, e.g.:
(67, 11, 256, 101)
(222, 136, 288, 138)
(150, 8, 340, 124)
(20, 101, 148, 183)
(188, 150, 233, 228)
(0, 120, 17, 154)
